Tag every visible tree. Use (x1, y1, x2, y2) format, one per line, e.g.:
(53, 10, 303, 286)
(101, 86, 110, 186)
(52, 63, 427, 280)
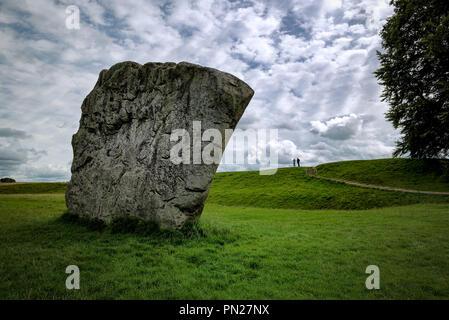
(375, 0, 449, 158)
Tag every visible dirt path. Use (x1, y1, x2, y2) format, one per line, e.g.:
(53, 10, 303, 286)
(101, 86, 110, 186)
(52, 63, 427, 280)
(305, 167, 449, 195)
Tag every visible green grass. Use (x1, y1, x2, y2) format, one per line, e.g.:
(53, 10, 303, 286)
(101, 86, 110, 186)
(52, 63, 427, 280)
(0, 182, 67, 194)
(1, 161, 449, 299)
(316, 158, 449, 192)
(207, 167, 449, 210)
(1, 193, 448, 299)
(2, 165, 447, 211)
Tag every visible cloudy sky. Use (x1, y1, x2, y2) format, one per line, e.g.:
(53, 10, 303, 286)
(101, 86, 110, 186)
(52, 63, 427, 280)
(0, 0, 397, 181)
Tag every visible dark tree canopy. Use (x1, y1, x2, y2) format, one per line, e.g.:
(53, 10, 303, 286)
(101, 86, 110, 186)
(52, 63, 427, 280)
(375, 0, 449, 158)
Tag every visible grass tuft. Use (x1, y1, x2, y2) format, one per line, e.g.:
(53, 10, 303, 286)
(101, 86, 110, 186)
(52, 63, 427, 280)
(60, 212, 234, 244)
(60, 212, 106, 232)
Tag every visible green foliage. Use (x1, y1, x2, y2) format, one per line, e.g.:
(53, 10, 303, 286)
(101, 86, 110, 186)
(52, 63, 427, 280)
(316, 158, 449, 192)
(375, 0, 449, 158)
(207, 166, 449, 210)
(1, 193, 449, 299)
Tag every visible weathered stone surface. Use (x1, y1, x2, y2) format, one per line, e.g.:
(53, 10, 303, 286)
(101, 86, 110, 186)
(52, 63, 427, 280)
(66, 61, 253, 229)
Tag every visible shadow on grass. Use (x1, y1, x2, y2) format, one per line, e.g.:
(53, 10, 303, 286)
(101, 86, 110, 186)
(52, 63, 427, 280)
(58, 212, 238, 246)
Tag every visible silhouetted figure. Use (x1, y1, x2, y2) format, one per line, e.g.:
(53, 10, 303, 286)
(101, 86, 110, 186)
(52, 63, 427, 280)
(297, 158, 300, 167)
(293, 159, 296, 167)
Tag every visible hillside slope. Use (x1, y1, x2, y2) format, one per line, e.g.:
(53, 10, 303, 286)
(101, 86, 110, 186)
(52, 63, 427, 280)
(2, 162, 448, 210)
(207, 167, 449, 210)
(316, 158, 449, 192)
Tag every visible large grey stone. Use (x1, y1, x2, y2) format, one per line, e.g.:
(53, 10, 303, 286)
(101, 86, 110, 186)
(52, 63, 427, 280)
(66, 61, 254, 229)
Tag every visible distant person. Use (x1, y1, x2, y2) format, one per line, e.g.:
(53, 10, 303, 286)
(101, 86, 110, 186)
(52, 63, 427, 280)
(293, 159, 296, 167)
(297, 158, 300, 167)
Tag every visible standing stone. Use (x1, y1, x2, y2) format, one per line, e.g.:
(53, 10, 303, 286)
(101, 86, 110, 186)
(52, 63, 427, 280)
(66, 61, 254, 229)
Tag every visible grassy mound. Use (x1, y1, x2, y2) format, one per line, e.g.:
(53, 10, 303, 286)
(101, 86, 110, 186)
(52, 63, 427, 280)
(316, 158, 449, 192)
(1, 193, 448, 299)
(207, 167, 449, 210)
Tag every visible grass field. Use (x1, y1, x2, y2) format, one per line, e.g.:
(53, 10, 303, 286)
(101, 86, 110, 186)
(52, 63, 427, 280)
(1, 159, 448, 299)
(316, 158, 449, 192)
(0, 182, 67, 195)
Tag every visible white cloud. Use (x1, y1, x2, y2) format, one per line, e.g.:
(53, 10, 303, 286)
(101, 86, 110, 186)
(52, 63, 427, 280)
(322, 0, 342, 13)
(0, 0, 397, 180)
(310, 113, 364, 140)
